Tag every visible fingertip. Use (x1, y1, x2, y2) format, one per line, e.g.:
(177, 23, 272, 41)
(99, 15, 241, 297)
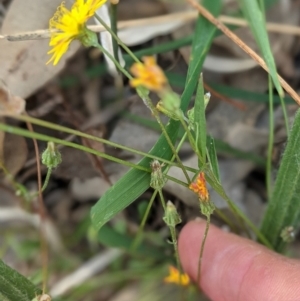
(178, 220, 300, 301)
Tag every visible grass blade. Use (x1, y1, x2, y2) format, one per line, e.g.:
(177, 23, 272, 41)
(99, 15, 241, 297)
(0, 260, 41, 301)
(207, 136, 220, 182)
(260, 109, 300, 252)
(238, 0, 283, 96)
(194, 74, 207, 162)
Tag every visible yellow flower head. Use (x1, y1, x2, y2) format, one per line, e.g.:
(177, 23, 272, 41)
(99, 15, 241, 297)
(164, 266, 190, 287)
(47, 0, 106, 65)
(189, 172, 209, 202)
(130, 56, 168, 92)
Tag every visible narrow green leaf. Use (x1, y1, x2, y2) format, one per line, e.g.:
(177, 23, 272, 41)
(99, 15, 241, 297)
(0, 260, 41, 301)
(194, 74, 207, 162)
(207, 136, 220, 181)
(90, 0, 222, 231)
(238, 0, 283, 96)
(260, 109, 300, 252)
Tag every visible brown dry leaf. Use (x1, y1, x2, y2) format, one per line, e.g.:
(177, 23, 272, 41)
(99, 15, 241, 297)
(0, 81, 26, 174)
(0, 0, 80, 99)
(3, 132, 28, 176)
(0, 79, 25, 115)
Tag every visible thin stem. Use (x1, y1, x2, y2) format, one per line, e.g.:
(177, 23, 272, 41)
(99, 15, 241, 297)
(158, 189, 166, 210)
(109, 3, 119, 64)
(197, 215, 210, 285)
(266, 76, 274, 199)
(140, 93, 191, 183)
(26, 120, 48, 293)
(94, 44, 131, 78)
(0, 122, 149, 172)
(10, 115, 197, 173)
(131, 134, 189, 253)
(94, 14, 140, 63)
(169, 226, 181, 271)
(131, 190, 158, 251)
(165, 175, 188, 187)
(41, 168, 52, 192)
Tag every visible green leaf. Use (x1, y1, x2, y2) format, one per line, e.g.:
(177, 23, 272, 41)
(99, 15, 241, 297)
(260, 109, 300, 252)
(207, 136, 220, 182)
(90, 0, 222, 231)
(238, 0, 283, 96)
(0, 260, 41, 301)
(194, 74, 207, 163)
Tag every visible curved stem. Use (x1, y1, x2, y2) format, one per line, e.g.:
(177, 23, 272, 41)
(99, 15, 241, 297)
(41, 168, 52, 192)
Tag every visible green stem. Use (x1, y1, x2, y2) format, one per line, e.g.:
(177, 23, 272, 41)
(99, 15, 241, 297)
(41, 168, 52, 192)
(131, 190, 158, 251)
(197, 215, 210, 285)
(228, 199, 272, 249)
(94, 44, 131, 78)
(169, 226, 181, 272)
(9, 115, 197, 173)
(131, 133, 189, 252)
(109, 3, 119, 64)
(0, 123, 149, 172)
(94, 14, 140, 63)
(266, 76, 274, 199)
(140, 92, 191, 183)
(158, 189, 166, 210)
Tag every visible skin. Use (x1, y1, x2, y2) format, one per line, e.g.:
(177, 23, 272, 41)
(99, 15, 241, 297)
(178, 219, 300, 301)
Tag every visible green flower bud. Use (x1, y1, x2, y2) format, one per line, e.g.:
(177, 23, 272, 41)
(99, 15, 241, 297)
(42, 142, 62, 169)
(150, 160, 167, 190)
(187, 92, 211, 129)
(156, 100, 184, 121)
(163, 201, 182, 227)
(200, 200, 215, 217)
(79, 27, 98, 48)
(280, 226, 295, 243)
(204, 92, 211, 106)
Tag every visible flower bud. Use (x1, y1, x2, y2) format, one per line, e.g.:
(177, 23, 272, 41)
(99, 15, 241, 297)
(280, 226, 295, 243)
(41, 142, 62, 169)
(156, 100, 184, 121)
(163, 201, 182, 227)
(79, 27, 99, 48)
(150, 160, 167, 190)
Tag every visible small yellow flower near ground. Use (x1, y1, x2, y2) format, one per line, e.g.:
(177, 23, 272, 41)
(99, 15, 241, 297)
(130, 56, 168, 92)
(47, 0, 106, 65)
(164, 266, 190, 286)
(189, 172, 209, 202)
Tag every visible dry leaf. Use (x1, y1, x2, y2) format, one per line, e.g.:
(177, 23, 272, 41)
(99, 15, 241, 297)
(3, 132, 28, 176)
(0, 79, 25, 115)
(0, 0, 80, 99)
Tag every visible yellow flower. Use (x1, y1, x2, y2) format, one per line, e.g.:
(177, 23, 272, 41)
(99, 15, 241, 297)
(164, 266, 190, 287)
(47, 0, 106, 65)
(130, 56, 168, 92)
(189, 172, 209, 202)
